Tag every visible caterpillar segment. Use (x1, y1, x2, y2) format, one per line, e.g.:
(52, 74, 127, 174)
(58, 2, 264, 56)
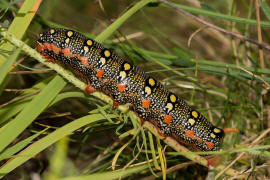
(37, 28, 224, 151)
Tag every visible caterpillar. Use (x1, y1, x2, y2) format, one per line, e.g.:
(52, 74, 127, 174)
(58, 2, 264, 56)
(37, 28, 224, 151)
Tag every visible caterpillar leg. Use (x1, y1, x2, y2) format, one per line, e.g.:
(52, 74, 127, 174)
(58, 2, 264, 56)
(84, 78, 95, 94)
(151, 120, 167, 139)
(44, 55, 55, 63)
(39, 50, 55, 63)
(139, 117, 145, 124)
(85, 84, 96, 94)
(157, 129, 167, 139)
(149, 115, 171, 140)
(113, 101, 119, 108)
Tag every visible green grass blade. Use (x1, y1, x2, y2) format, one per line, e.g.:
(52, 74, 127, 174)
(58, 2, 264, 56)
(45, 137, 69, 180)
(95, 0, 154, 43)
(0, 77, 52, 125)
(259, 0, 270, 20)
(165, 3, 270, 28)
(60, 164, 149, 180)
(195, 59, 270, 75)
(0, 48, 20, 86)
(0, 128, 47, 160)
(0, 114, 117, 177)
(0, 0, 42, 65)
(49, 92, 87, 106)
(0, 75, 66, 152)
(148, 131, 161, 170)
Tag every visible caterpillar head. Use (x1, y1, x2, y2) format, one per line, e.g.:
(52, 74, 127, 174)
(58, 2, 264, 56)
(37, 28, 89, 57)
(37, 28, 75, 51)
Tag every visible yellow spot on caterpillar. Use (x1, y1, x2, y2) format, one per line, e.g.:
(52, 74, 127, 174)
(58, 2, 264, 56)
(100, 57, 106, 66)
(84, 46, 89, 53)
(67, 31, 73, 37)
(210, 133, 216, 139)
(50, 29, 55, 34)
(124, 63, 131, 71)
(192, 111, 198, 118)
(65, 38, 70, 44)
(120, 71, 126, 79)
(214, 128, 221, 133)
(148, 78, 155, 86)
(104, 50, 111, 57)
(145, 86, 151, 95)
(166, 103, 173, 112)
(170, 94, 177, 102)
(188, 118, 195, 126)
(87, 40, 93, 46)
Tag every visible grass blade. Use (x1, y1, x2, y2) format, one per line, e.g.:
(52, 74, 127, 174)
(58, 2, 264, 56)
(0, 77, 51, 125)
(0, 48, 20, 86)
(259, 0, 270, 20)
(0, 0, 42, 65)
(60, 164, 149, 180)
(171, 3, 270, 28)
(0, 128, 47, 160)
(0, 75, 66, 152)
(0, 114, 117, 177)
(95, 0, 154, 43)
(45, 137, 69, 180)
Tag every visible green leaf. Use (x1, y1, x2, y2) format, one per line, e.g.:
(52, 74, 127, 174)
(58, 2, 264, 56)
(0, 48, 20, 86)
(173, 3, 270, 28)
(0, 113, 117, 178)
(60, 164, 149, 180)
(0, 128, 47, 160)
(49, 92, 87, 106)
(45, 137, 69, 180)
(0, 77, 52, 125)
(95, 0, 154, 43)
(200, 3, 216, 12)
(0, 0, 42, 65)
(0, 75, 66, 152)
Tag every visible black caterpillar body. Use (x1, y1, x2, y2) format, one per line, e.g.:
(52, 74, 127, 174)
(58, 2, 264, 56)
(37, 28, 224, 151)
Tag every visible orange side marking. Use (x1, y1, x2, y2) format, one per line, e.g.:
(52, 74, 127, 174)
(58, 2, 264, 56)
(62, 48, 72, 56)
(51, 44, 61, 54)
(80, 56, 89, 66)
(44, 43, 52, 51)
(142, 99, 151, 108)
(164, 115, 172, 124)
(96, 69, 104, 78)
(185, 130, 195, 137)
(205, 142, 215, 149)
(118, 84, 126, 92)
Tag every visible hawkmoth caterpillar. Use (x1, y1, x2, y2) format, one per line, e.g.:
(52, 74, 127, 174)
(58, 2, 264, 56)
(37, 28, 224, 151)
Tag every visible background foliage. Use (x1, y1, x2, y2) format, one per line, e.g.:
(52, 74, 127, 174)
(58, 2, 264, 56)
(0, 0, 270, 179)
